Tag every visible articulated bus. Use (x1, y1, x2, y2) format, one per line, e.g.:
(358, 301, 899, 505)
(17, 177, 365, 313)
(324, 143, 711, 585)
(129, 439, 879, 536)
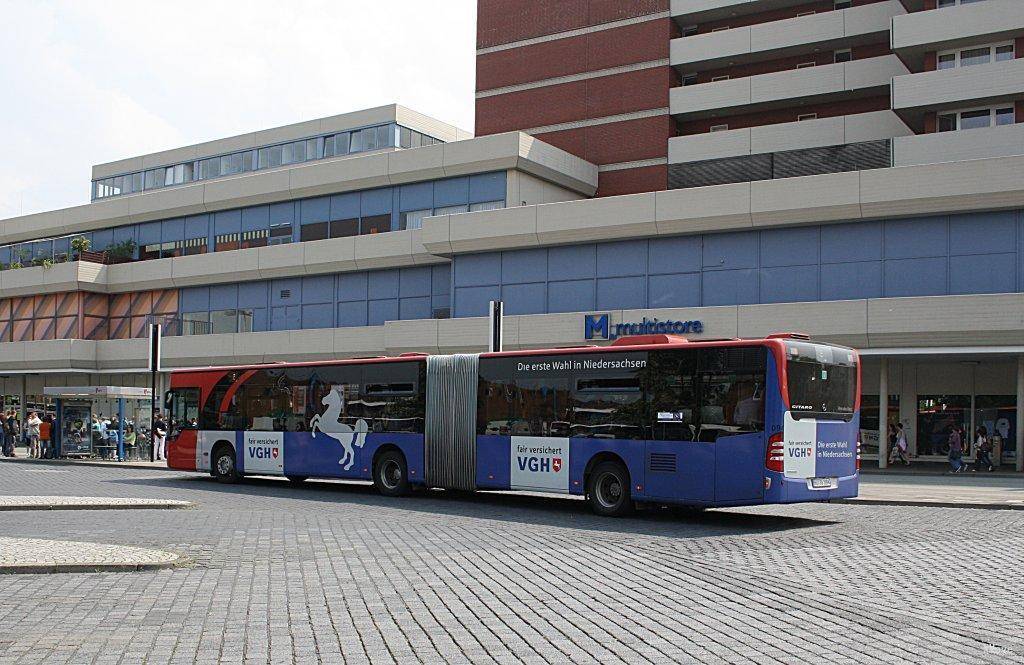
(166, 333, 860, 516)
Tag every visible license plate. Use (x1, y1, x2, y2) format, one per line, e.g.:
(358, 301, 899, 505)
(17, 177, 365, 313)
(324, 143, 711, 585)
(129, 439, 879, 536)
(808, 477, 837, 490)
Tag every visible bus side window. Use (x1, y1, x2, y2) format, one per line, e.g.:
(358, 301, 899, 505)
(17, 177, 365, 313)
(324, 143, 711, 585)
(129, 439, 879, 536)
(570, 373, 645, 440)
(698, 347, 767, 441)
(646, 350, 699, 441)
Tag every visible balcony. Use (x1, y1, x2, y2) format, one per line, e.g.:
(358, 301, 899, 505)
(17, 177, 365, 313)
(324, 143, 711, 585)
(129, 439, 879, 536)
(893, 123, 1024, 168)
(668, 110, 912, 164)
(892, 0, 1024, 69)
(670, 55, 909, 120)
(670, 0, 805, 23)
(672, 0, 904, 71)
(892, 58, 1024, 128)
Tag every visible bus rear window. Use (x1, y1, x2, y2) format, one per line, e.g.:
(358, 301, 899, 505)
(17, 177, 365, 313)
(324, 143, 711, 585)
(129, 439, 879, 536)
(785, 343, 857, 418)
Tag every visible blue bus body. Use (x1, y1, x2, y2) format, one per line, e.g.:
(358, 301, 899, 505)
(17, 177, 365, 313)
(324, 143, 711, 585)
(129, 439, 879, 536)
(169, 335, 860, 511)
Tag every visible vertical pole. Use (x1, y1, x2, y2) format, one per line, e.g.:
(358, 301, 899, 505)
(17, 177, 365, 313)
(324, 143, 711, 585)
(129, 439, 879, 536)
(488, 300, 503, 353)
(878, 357, 889, 470)
(54, 398, 62, 458)
(1016, 355, 1023, 472)
(117, 397, 125, 461)
(18, 375, 25, 456)
(148, 324, 161, 462)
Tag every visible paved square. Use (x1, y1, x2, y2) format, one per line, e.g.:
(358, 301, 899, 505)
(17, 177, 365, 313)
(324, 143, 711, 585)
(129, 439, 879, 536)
(0, 462, 1021, 664)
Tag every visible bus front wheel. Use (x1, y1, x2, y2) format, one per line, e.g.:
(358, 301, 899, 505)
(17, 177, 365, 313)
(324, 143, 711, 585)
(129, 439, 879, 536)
(587, 461, 634, 517)
(212, 446, 238, 484)
(374, 450, 410, 497)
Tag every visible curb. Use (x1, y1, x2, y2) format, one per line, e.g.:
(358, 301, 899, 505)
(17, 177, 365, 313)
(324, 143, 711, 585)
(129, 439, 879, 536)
(0, 502, 192, 512)
(837, 498, 1024, 511)
(0, 457, 169, 471)
(0, 559, 180, 575)
(860, 469, 1024, 479)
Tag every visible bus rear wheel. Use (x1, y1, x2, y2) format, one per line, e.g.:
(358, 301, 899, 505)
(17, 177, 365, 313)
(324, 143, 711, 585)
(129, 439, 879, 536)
(587, 461, 634, 517)
(374, 450, 410, 497)
(212, 446, 238, 484)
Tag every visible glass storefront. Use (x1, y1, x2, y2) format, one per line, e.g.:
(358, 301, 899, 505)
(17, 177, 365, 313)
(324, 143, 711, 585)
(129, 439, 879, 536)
(975, 395, 1017, 463)
(859, 394, 900, 457)
(916, 395, 971, 457)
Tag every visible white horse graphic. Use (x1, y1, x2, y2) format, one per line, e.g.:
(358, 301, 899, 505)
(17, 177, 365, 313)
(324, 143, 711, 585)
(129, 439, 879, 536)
(309, 389, 368, 470)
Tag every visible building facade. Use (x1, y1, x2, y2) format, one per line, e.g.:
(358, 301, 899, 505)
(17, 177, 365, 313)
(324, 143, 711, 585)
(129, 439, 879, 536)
(2, 2, 1023, 468)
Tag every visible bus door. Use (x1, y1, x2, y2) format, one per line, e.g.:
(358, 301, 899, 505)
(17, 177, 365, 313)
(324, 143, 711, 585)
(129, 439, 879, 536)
(700, 348, 767, 504)
(645, 351, 714, 503)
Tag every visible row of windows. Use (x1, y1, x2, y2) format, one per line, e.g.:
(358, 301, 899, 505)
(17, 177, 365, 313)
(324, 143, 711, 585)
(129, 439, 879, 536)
(195, 362, 426, 434)
(3, 172, 507, 267)
(938, 106, 1015, 132)
(938, 42, 1013, 69)
(477, 349, 767, 442)
(92, 123, 443, 200)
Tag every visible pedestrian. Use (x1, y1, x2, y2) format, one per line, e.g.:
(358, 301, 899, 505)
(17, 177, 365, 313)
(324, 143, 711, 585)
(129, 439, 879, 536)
(6, 410, 20, 457)
(948, 425, 966, 473)
(974, 426, 994, 472)
(124, 425, 137, 460)
(39, 414, 53, 459)
(25, 411, 41, 459)
(153, 411, 168, 461)
(892, 423, 910, 466)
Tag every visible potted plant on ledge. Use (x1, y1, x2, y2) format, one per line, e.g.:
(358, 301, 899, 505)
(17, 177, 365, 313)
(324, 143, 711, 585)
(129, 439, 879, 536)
(105, 239, 137, 264)
(70, 236, 102, 263)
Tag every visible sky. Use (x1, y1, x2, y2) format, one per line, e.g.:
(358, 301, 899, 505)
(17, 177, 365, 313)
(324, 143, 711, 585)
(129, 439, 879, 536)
(0, 0, 478, 219)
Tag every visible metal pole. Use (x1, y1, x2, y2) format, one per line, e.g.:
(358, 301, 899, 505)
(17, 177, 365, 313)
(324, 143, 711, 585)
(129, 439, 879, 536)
(54, 398, 62, 458)
(488, 300, 503, 353)
(150, 371, 157, 462)
(1016, 355, 1023, 472)
(117, 397, 125, 461)
(878, 357, 888, 470)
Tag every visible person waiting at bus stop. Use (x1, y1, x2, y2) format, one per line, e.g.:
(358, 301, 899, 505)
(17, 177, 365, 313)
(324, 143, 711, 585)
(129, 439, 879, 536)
(4, 410, 20, 457)
(153, 412, 168, 461)
(39, 415, 53, 459)
(25, 411, 41, 458)
(974, 426, 994, 472)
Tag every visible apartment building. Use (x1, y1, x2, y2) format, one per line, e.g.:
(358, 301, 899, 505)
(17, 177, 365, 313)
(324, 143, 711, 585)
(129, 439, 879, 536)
(1, 2, 1023, 467)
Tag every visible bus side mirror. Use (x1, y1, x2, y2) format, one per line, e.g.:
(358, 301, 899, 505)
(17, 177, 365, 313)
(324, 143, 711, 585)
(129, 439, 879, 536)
(164, 391, 173, 410)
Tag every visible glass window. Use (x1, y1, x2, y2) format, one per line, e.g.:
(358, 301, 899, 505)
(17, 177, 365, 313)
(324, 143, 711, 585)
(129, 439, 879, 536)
(699, 348, 766, 441)
(258, 145, 284, 169)
(269, 225, 292, 244)
(399, 126, 412, 149)
(169, 388, 200, 435)
(221, 152, 243, 175)
(995, 44, 1014, 61)
(330, 218, 359, 238)
(357, 362, 426, 433)
(215, 232, 240, 252)
(960, 109, 991, 129)
(938, 113, 957, 132)
(400, 209, 431, 230)
(282, 141, 306, 165)
(975, 395, 1016, 459)
(377, 124, 395, 148)
(859, 394, 900, 457)
(571, 371, 646, 440)
(937, 53, 956, 70)
(305, 137, 322, 161)
(141, 243, 162, 261)
(323, 135, 336, 157)
(960, 47, 991, 66)
(917, 395, 970, 456)
(183, 237, 207, 256)
(646, 351, 699, 442)
(238, 309, 253, 333)
(785, 343, 855, 419)
(360, 214, 391, 235)
(210, 309, 239, 334)
(300, 222, 329, 242)
(477, 356, 571, 437)
(181, 312, 209, 336)
(335, 132, 351, 155)
(144, 169, 164, 190)
(434, 204, 469, 216)
(995, 107, 1014, 126)
(834, 49, 852, 64)
(469, 201, 504, 213)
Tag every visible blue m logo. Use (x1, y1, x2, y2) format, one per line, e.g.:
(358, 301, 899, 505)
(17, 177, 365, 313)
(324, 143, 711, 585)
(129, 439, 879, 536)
(584, 314, 610, 340)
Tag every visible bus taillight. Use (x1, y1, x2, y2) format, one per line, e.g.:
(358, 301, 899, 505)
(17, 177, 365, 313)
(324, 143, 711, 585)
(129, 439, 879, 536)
(766, 432, 784, 473)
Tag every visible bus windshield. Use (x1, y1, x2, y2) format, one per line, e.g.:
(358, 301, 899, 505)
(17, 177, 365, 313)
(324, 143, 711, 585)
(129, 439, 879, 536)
(785, 342, 857, 419)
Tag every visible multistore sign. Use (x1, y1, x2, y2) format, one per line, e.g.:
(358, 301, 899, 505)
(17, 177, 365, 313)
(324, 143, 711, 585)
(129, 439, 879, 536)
(584, 314, 704, 341)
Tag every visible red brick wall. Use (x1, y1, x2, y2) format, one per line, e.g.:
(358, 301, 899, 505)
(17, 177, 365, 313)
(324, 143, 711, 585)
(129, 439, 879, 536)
(477, 20, 671, 91)
(595, 165, 667, 197)
(476, 67, 671, 136)
(695, 0, 888, 33)
(679, 96, 891, 135)
(532, 116, 673, 165)
(477, 0, 667, 49)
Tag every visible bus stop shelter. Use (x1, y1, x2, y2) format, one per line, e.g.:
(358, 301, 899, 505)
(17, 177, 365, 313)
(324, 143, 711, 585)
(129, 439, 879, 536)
(43, 386, 153, 461)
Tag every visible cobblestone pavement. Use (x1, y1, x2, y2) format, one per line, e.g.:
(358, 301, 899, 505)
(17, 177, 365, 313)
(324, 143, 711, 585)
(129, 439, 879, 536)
(0, 537, 179, 573)
(0, 495, 192, 511)
(0, 465, 1021, 664)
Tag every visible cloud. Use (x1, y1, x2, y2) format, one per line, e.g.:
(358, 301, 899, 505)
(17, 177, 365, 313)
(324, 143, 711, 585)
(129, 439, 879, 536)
(0, 0, 476, 218)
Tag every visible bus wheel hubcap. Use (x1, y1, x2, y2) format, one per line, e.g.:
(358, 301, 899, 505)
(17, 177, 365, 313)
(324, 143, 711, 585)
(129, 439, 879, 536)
(597, 473, 622, 507)
(217, 456, 233, 475)
(382, 461, 401, 488)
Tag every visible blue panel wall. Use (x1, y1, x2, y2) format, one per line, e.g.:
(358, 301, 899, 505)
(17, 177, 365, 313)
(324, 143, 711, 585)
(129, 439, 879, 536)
(451, 210, 1024, 317)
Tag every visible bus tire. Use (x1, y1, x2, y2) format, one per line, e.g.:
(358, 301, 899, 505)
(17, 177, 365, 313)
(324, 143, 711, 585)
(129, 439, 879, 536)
(212, 445, 238, 484)
(373, 450, 410, 497)
(587, 461, 634, 517)
(287, 476, 308, 485)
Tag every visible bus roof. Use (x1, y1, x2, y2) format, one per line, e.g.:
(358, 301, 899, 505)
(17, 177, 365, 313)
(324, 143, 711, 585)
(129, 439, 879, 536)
(170, 334, 853, 374)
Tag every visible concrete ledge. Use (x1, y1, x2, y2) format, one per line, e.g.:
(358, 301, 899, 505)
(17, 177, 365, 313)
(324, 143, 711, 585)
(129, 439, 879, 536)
(0, 536, 181, 574)
(0, 495, 192, 511)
